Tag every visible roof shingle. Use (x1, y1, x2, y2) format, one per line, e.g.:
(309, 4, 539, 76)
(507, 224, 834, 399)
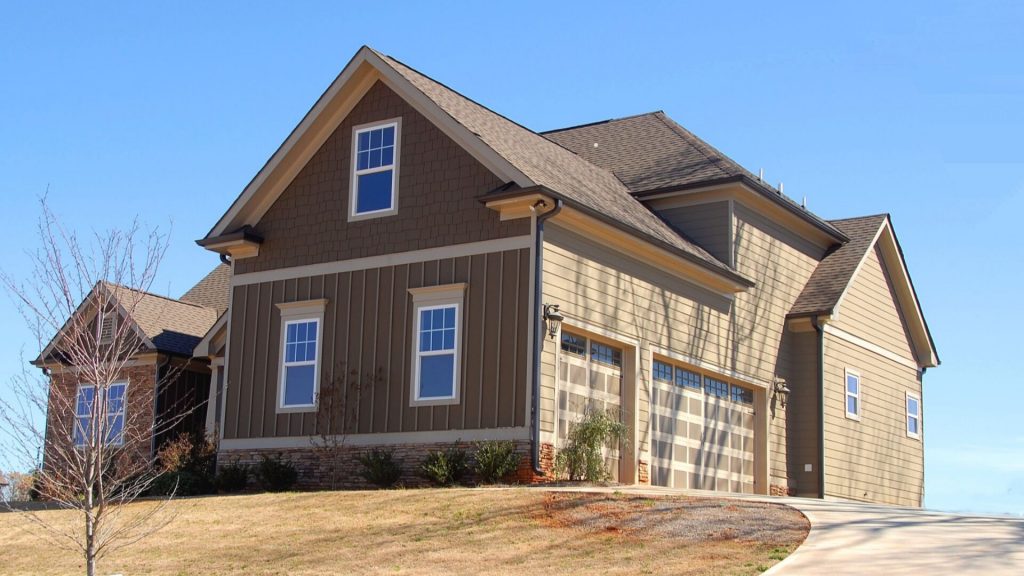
(180, 263, 231, 314)
(110, 285, 221, 356)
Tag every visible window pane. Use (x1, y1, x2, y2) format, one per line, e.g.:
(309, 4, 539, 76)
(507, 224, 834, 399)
(370, 128, 382, 148)
(847, 374, 858, 394)
(357, 151, 369, 171)
(77, 386, 95, 417)
(908, 396, 919, 416)
(443, 307, 455, 328)
(908, 416, 918, 434)
(74, 416, 90, 446)
(107, 385, 125, 414)
(284, 365, 316, 406)
(431, 330, 443, 351)
(442, 328, 455, 349)
(705, 377, 729, 398)
(381, 146, 394, 166)
(591, 342, 621, 367)
(358, 131, 370, 151)
(420, 353, 455, 399)
(675, 368, 702, 390)
(382, 126, 394, 146)
(356, 171, 393, 213)
(560, 332, 586, 356)
(731, 385, 753, 404)
(307, 321, 317, 341)
(653, 361, 672, 382)
(106, 414, 124, 444)
(847, 396, 858, 415)
(369, 148, 382, 169)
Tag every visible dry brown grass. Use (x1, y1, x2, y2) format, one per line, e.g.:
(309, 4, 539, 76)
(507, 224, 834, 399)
(0, 488, 807, 575)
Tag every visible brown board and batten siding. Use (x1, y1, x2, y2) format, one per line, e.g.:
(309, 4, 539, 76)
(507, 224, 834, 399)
(223, 248, 531, 440)
(821, 242, 923, 506)
(234, 79, 529, 276)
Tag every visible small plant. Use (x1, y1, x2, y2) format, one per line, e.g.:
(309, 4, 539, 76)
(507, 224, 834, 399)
(150, 432, 217, 496)
(356, 448, 402, 488)
(472, 440, 519, 484)
(215, 461, 249, 493)
(419, 443, 468, 486)
(256, 455, 298, 492)
(554, 407, 628, 482)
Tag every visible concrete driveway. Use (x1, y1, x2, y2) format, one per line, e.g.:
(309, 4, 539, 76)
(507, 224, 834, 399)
(763, 497, 1024, 575)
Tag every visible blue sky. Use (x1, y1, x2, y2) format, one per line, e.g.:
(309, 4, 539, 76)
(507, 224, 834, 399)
(1, 2, 1021, 513)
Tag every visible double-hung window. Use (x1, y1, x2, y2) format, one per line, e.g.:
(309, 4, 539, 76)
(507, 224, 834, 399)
(73, 382, 127, 447)
(845, 369, 861, 420)
(350, 120, 400, 220)
(409, 284, 465, 406)
(906, 392, 921, 439)
(276, 299, 327, 412)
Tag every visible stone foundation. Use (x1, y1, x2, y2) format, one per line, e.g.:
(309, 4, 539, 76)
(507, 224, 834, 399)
(219, 439, 556, 490)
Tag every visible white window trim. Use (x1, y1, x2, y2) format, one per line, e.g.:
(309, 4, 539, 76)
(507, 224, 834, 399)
(906, 391, 921, 440)
(845, 368, 861, 421)
(275, 299, 328, 413)
(73, 381, 128, 447)
(409, 284, 466, 407)
(349, 118, 402, 222)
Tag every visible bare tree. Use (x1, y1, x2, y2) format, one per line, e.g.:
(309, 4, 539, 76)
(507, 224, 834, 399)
(0, 197, 186, 576)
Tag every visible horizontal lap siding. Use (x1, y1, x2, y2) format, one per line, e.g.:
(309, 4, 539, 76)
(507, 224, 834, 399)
(823, 335, 923, 506)
(832, 246, 916, 361)
(658, 201, 732, 265)
(224, 248, 530, 439)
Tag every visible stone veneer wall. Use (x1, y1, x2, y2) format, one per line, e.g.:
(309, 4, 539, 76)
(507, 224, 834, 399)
(219, 441, 556, 490)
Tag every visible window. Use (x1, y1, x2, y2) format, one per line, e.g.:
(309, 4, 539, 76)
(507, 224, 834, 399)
(675, 367, 702, 390)
(275, 299, 328, 412)
(409, 284, 465, 406)
(73, 382, 126, 447)
(705, 376, 730, 399)
(561, 332, 587, 357)
(906, 392, 921, 439)
(845, 369, 861, 420)
(350, 120, 400, 219)
(652, 360, 673, 383)
(590, 341, 622, 367)
(731, 384, 754, 405)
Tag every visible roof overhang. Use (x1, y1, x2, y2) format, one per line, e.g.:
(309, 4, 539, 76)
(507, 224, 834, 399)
(193, 312, 228, 359)
(199, 46, 534, 247)
(195, 227, 264, 259)
(484, 186, 752, 295)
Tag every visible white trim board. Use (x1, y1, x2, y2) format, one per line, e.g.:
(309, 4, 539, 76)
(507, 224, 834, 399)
(824, 324, 919, 371)
(231, 236, 531, 286)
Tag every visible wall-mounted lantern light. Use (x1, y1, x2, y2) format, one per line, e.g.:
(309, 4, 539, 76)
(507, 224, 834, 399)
(542, 303, 563, 339)
(774, 378, 791, 407)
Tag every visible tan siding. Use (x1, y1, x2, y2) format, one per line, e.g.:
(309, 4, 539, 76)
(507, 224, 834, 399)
(235, 81, 528, 275)
(832, 245, 916, 360)
(223, 248, 530, 439)
(657, 201, 732, 265)
(823, 334, 923, 506)
(784, 330, 821, 496)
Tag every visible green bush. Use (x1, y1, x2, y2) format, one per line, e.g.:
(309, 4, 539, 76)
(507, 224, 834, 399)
(554, 408, 628, 482)
(419, 443, 468, 486)
(473, 440, 519, 484)
(256, 455, 298, 492)
(215, 461, 250, 493)
(356, 449, 402, 488)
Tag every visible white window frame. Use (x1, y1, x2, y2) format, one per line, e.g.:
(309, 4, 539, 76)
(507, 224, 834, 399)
(845, 368, 861, 421)
(906, 391, 921, 439)
(409, 284, 466, 407)
(275, 299, 328, 413)
(349, 118, 402, 221)
(73, 381, 128, 447)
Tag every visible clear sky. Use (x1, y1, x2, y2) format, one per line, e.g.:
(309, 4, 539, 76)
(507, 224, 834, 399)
(1, 1, 1021, 514)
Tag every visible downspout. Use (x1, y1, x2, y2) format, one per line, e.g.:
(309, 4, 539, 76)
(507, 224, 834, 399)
(812, 315, 826, 499)
(531, 198, 563, 474)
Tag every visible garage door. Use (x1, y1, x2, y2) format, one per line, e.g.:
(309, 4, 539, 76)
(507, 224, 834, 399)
(648, 359, 755, 493)
(557, 330, 622, 481)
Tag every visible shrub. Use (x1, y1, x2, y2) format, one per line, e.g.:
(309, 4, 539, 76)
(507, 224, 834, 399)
(256, 455, 298, 492)
(420, 443, 468, 486)
(473, 440, 519, 484)
(215, 461, 250, 493)
(554, 408, 628, 482)
(356, 449, 402, 488)
(151, 432, 217, 496)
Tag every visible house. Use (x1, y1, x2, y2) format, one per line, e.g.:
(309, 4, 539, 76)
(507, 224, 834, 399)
(35, 265, 229, 475)
(125, 45, 930, 506)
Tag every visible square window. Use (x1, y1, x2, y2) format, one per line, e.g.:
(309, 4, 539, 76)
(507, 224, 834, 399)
(560, 332, 586, 357)
(653, 360, 673, 383)
(352, 121, 399, 218)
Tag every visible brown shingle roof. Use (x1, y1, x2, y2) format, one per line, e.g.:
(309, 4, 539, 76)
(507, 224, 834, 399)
(789, 214, 888, 316)
(372, 50, 743, 281)
(543, 112, 845, 241)
(180, 264, 231, 314)
(110, 285, 221, 356)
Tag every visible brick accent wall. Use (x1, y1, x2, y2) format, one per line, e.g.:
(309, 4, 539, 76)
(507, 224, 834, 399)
(770, 483, 796, 497)
(219, 440, 556, 490)
(637, 459, 650, 485)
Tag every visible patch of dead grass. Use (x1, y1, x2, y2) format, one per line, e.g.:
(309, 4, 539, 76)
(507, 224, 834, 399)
(0, 488, 807, 575)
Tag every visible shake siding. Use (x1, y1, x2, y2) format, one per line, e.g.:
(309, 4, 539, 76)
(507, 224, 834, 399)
(223, 249, 530, 439)
(823, 336, 923, 506)
(658, 201, 732, 265)
(831, 245, 916, 361)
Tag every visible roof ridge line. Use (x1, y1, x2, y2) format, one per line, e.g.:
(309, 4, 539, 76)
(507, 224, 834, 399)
(106, 282, 212, 311)
(539, 110, 665, 135)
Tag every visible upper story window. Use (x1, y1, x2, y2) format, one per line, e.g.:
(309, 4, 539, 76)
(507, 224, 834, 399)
(906, 392, 921, 439)
(409, 284, 466, 406)
(74, 382, 126, 447)
(845, 369, 861, 420)
(350, 120, 400, 220)
(275, 299, 328, 412)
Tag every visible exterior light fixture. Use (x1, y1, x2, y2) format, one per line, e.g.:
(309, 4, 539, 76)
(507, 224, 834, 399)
(774, 378, 791, 407)
(542, 304, 563, 339)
